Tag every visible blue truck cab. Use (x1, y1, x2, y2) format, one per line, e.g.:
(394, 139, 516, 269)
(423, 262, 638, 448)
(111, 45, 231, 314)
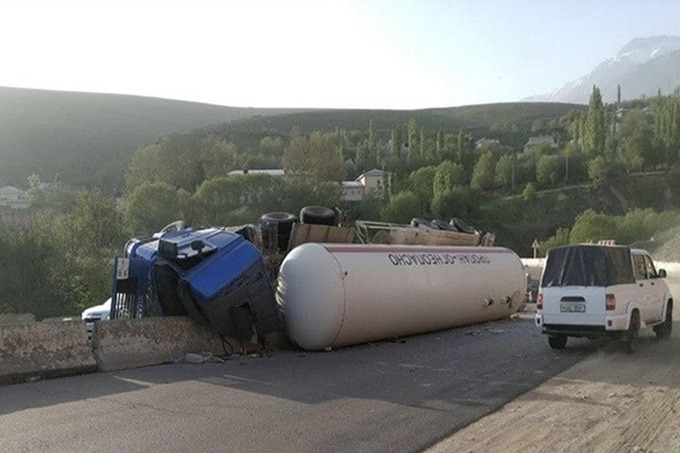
(112, 227, 282, 341)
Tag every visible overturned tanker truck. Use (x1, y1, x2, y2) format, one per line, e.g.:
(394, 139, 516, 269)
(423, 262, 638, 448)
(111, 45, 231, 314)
(277, 243, 526, 351)
(108, 209, 524, 350)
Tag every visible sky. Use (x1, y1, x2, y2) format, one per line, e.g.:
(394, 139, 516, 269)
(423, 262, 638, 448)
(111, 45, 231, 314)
(0, 0, 679, 109)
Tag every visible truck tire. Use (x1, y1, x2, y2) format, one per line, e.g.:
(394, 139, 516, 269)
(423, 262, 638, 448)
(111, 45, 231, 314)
(300, 206, 336, 225)
(548, 335, 567, 350)
(410, 218, 433, 228)
(450, 218, 476, 234)
(625, 310, 640, 354)
(654, 301, 673, 341)
(430, 219, 458, 232)
(259, 212, 297, 251)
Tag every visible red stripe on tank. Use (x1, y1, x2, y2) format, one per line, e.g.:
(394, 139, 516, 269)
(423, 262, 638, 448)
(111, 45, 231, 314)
(321, 245, 511, 254)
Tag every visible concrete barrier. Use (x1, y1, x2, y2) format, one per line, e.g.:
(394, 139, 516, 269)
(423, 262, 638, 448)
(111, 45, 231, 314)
(92, 317, 259, 372)
(0, 313, 36, 325)
(0, 320, 97, 385)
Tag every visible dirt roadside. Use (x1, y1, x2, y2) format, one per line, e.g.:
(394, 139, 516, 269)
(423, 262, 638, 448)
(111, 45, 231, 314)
(427, 276, 680, 453)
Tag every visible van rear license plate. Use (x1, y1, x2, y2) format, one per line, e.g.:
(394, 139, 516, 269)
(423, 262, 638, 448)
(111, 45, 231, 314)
(560, 302, 585, 313)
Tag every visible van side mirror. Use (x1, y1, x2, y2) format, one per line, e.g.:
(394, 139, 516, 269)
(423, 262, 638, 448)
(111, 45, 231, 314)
(658, 269, 667, 278)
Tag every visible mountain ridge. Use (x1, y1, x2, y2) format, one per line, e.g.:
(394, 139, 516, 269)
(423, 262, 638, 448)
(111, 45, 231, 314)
(526, 35, 680, 103)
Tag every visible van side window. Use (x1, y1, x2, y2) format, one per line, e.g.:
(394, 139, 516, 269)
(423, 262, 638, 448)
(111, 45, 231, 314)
(633, 254, 647, 280)
(643, 255, 657, 278)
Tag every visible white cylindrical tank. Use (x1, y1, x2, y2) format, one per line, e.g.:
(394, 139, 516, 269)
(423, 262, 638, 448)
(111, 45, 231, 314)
(277, 243, 527, 351)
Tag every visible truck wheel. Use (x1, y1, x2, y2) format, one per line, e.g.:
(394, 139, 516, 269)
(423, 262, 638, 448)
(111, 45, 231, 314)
(548, 335, 567, 350)
(299, 206, 336, 225)
(625, 310, 640, 354)
(655, 302, 673, 341)
(259, 212, 297, 251)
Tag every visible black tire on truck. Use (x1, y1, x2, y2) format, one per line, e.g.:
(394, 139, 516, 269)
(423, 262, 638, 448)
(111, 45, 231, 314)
(259, 212, 297, 252)
(625, 310, 640, 354)
(654, 301, 673, 341)
(450, 218, 477, 234)
(548, 335, 567, 350)
(410, 218, 433, 228)
(299, 206, 336, 225)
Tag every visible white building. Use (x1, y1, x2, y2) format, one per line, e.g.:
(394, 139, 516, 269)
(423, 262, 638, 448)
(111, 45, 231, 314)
(341, 169, 383, 201)
(226, 169, 285, 177)
(0, 186, 30, 209)
(475, 138, 500, 149)
(524, 136, 557, 153)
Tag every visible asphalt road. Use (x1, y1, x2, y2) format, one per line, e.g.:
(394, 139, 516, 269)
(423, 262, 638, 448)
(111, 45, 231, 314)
(0, 317, 595, 453)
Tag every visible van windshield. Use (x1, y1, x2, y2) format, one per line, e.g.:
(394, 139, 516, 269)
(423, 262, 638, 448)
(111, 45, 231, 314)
(541, 245, 635, 287)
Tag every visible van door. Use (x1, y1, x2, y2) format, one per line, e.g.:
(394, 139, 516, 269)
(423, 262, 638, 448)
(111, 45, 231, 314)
(643, 254, 665, 323)
(633, 253, 652, 323)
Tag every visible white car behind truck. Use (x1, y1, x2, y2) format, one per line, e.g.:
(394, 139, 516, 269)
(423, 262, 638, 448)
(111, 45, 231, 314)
(535, 244, 672, 352)
(81, 298, 111, 332)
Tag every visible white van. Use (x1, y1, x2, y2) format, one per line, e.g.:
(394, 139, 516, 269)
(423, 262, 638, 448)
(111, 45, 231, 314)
(535, 245, 672, 352)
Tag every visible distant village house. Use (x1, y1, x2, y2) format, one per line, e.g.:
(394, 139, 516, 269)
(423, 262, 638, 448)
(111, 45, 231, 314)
(341, 169, 383, 202)
(0, 186, 30, 209)
(475, 138, 500, 149)
(226, 169, 286, 177)
(226, 168, 382, 202)
(523, 135, 557, 153)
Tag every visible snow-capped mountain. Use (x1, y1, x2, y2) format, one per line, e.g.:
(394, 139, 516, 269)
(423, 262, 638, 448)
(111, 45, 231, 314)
(526, 35, 680, 104)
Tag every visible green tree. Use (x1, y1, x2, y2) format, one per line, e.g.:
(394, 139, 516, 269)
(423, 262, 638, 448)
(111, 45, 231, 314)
(536, 154, 562, 187)
(540, 227, 571, 255)
(584, 85, 606, 158)
(456, 130, 476, 176)
(200, 138, 237, 180)
(407, 118, 420, 163)
(618, 110, 656, 172)
(380, 191, 420, 223)
(563, 141, 586, 182)
(260, 136, 284, 154)
(495, 154, 515, 189)
(283, 131, 345, 181)
(368, 119, 380, 168)
(522, 182, 537, 201)
(569, 209, 617, 243)
(125, 181, 183, 235)
(391, 126, 403, 159)
(431, 187, 479, 220)
(62, 190, 127, 252)
(125, 143, 166, 192)
(283, 135, 311, 177)
(408, 166, 437, 213)
(471, 150, 497, 191)
(433, 160, 465, 196)
(0, 222, 74, 318)
(587, 156, 611, 184)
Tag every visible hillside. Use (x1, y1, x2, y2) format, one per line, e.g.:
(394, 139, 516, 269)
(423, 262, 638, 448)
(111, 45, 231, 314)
(0, 87, 302, 191)
(481, 174, 674, 255)
(0, 85, 584, 192)
(207, 102, 585, 149)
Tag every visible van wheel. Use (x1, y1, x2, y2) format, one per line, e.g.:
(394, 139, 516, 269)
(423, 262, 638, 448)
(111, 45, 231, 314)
(548, 335, 567, 350)
(655, 302, 673, 341)
(625, 310, 640, 354)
